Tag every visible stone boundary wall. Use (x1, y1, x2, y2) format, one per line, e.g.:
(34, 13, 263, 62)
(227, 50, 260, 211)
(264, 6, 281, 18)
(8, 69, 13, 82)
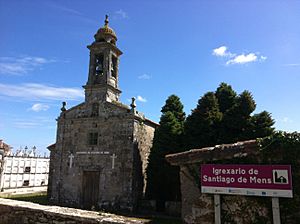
(0, 198, 147, 224)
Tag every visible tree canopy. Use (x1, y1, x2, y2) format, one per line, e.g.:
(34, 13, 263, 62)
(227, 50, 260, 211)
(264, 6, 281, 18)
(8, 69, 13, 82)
(184, 83, 274, 149)
(146, 95, 185, 206)
(184, 92, 222, 149)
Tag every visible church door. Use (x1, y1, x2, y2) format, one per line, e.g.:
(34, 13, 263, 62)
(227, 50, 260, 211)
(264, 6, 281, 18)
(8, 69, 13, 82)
(82, 171, 100, 209)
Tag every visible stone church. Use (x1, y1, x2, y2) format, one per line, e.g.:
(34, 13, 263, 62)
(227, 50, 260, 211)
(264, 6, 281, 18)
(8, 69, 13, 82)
(48, 16, 157, 211)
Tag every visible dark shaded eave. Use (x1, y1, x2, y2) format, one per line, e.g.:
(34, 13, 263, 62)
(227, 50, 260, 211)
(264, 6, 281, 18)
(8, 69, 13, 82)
(47, 143, 56, 151)
(166, 140, 259, 166)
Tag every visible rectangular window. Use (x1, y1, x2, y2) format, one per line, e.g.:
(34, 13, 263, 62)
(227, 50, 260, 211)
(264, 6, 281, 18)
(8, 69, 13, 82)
(88, 132, 98, 145)
(23, 180, 30, 186)
(24, 166, 31, 173)
(91, 103, 99, 117)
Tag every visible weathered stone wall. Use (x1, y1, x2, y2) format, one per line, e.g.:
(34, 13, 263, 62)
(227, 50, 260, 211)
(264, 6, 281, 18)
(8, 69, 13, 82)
(133, 118, 156, 200)
(50, 102, 135, 209)
(0, 198, 146, 224)
(180, 165, 214, 224)
(49, 101, 157, 211)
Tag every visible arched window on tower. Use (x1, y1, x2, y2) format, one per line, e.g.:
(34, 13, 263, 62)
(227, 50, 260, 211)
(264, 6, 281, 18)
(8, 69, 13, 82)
(95, 54, 104, 83)
(111, 55, 117, 79)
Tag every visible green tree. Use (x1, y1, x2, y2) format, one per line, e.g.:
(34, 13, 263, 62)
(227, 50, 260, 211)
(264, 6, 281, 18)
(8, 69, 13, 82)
(184, 92, 222, 148)
(215, 82, 237, 113)
(249, 111, 275, 138)
(146, 95, 185, 209)
(161, 94, 185, 124)
(221, 90, 257, 142)
(184, 83, 275, 149)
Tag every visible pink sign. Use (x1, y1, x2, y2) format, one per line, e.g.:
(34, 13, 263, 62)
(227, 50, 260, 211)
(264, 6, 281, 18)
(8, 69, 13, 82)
(201, 164, 293, 198)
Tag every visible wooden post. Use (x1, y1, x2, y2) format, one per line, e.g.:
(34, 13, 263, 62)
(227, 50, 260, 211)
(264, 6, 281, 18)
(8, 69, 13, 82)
(214, 194, 221, 224)
(272, 197, 281, 224)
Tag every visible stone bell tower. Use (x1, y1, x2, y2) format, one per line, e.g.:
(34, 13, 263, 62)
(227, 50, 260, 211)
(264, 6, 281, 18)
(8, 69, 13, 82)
(84, 15, 122, 103)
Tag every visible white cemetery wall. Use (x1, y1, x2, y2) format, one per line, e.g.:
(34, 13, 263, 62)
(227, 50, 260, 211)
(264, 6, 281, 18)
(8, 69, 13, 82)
(0, 156, 49, 191)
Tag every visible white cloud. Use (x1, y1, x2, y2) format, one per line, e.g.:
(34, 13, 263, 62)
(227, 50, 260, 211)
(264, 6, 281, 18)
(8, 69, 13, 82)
(0, 83, 84, 101)
(282, 117, 293, 123)
(212, 46, 266, 65)
(12, 116, 54, 129)
(260, 56, 267, 61)
(226, 53, 257, 65)
(283, 63, 300, 67)
(0, 63, 25, 75)
(29, 103, 50, 112)
(138, 74, 151, 80)
(137, 95, 147, 103)
(0, 56, 55, 75)
(213, 46, 229, 57)
(13, 121, 42, 129)
(114, 9, 128, 19)
(45, 2, 97, 25)
(48, 3, 83, 16)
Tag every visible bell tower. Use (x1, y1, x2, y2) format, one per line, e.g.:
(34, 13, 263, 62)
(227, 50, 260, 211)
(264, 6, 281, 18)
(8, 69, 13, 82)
(84, 15, 122, 102)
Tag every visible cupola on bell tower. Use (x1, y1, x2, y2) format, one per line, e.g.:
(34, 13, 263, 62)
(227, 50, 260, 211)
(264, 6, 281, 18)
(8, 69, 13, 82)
(84, 15, 122, 102)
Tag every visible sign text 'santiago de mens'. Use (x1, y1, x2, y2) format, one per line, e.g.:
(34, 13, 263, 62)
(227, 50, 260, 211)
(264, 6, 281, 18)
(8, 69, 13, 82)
(201, 164, 293, 198)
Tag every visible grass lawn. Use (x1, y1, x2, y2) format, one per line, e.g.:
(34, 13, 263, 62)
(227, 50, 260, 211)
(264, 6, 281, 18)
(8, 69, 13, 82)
(0, 192, 49, 205)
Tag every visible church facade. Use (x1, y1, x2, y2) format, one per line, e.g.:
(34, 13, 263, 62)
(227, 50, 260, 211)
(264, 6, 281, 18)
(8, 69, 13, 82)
(48, 16, 157, 211)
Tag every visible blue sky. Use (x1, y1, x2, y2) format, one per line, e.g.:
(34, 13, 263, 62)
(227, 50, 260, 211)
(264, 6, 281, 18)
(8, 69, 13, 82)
(1, 0, 300, 155)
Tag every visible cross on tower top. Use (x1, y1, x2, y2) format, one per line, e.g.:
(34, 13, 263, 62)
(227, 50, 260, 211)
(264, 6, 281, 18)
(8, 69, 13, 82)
(104, 15, 109, 27)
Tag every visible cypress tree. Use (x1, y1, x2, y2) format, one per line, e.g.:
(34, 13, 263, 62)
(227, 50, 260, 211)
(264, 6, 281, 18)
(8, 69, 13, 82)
(184, 83, 275, 148)
(146, 95, 185, 209)
(215, 82, 237, 113)
(249, 111, 275, 138)
(222, 90, 257, 142)
(185, 92, 222, 149)
(161, 94, 186, 124)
